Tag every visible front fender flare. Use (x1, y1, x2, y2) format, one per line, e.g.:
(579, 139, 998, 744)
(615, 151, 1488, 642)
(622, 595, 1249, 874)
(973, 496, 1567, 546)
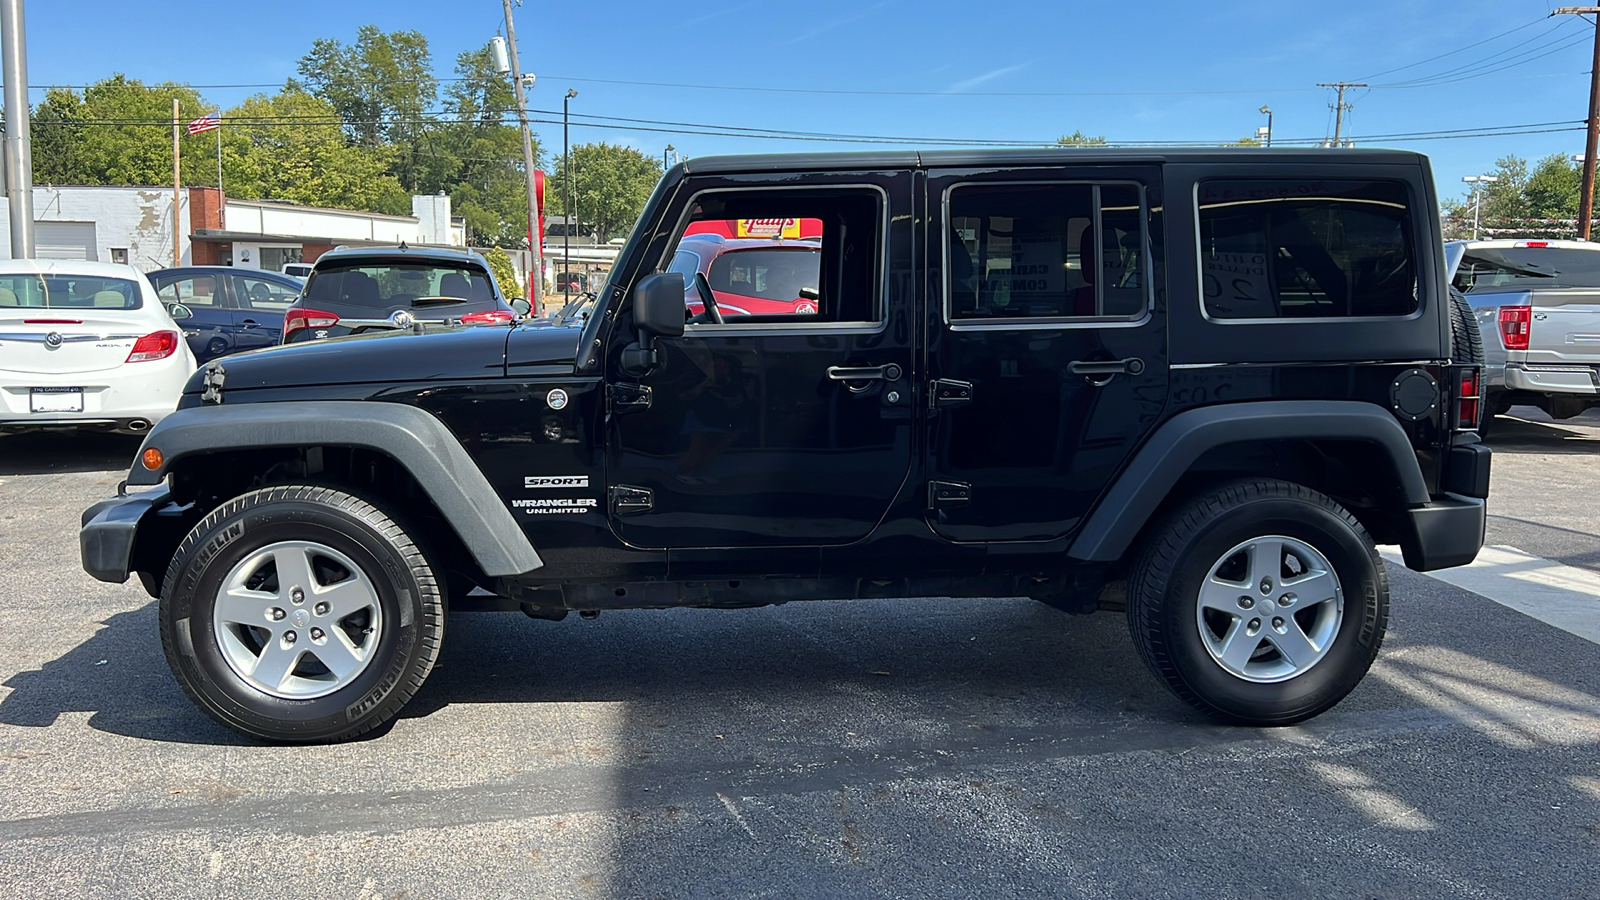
(1067, 400, 1430, 563)
(126, 401, 542, 578)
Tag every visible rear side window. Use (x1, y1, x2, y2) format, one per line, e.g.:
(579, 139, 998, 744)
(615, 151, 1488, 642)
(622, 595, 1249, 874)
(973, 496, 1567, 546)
(1454, 247, 1600, 293)
(946, 182, 1150, 321)
(1198, 179, 1417, 319)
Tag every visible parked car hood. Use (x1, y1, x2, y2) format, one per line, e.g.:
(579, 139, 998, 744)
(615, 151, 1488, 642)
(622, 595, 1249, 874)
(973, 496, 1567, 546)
(182, 324, 518, 394)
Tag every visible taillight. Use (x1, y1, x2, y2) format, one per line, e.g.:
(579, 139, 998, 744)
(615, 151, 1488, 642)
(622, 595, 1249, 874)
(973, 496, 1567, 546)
(284, 307, 340, 336)
(1456, 367, 1481, 431)
(1498, 305, 1531, 350)
(125, 330, 179, 363)
(460, 309, 514, 325)
(23, 318, 82, 324)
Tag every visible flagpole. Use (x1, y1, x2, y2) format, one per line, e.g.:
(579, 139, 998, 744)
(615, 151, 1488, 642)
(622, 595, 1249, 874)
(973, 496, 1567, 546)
(171, 98, 181, 267)
(215, 115, 222, 196)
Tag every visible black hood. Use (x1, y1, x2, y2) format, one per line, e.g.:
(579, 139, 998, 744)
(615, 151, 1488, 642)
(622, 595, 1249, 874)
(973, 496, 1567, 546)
(182, 325, 520, 394)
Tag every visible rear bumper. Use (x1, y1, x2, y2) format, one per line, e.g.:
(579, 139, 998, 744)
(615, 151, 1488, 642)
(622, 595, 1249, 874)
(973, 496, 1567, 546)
(1504, 363, 1599, 396)
(80, 488, 171, 584)
(1398, 494, 1486, 572)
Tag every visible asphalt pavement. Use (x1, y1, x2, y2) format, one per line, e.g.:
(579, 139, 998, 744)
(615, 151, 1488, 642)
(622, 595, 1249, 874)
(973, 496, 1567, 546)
(0, 423, 1597, 899)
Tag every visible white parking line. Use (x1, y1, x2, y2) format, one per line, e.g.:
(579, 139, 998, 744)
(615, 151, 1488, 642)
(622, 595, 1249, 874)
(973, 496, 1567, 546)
(1381, 545, 1600, 646)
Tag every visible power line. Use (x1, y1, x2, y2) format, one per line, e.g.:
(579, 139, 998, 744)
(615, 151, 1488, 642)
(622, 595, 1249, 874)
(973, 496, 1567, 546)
(1356, 15, 1555, 80)
(1374, 25, 1592, 88)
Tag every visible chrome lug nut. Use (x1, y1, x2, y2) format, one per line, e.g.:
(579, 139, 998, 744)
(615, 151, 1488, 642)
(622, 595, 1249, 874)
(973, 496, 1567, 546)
(1238, 596, 1255, 610)
(270, 608, 286, 621)
(283, 631, 297, 645)
(310, 627, 325, 642)
(290, 588, 305, 605)
(314, 602, 329, 616)
(1278, 593, 1295, 607)
(1272, 616, 1285, 631)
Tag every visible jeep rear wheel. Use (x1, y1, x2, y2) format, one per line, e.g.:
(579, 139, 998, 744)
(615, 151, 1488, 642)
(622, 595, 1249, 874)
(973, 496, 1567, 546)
(159, 485, 444, 743)
(1127, 479, 1387, 725)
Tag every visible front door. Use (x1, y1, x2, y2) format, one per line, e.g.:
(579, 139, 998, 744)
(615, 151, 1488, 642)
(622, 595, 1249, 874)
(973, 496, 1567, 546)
(925, 167, 1169, 542)
(151, 270, 233, 362)
(606, 172, 915, 549)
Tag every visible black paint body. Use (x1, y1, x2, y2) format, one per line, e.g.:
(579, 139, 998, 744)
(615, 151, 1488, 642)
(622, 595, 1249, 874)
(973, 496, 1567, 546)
(168, 149, 1481, 606)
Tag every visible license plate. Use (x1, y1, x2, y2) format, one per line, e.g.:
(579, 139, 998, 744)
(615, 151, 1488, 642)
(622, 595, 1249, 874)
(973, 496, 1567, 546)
(30, 387, 84, 413)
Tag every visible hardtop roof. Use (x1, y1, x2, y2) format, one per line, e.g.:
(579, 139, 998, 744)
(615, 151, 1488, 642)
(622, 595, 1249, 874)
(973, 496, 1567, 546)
(676, 147, 1428, 176)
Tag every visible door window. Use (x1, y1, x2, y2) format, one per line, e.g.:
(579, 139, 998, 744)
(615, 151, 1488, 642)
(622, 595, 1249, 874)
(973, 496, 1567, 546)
(230, 274, 300, 311)
(663, 188, 883, 325)
(1197, 179, 1416, 319)
(946, 183, 1150, 322)
(153, 275, 222, 307)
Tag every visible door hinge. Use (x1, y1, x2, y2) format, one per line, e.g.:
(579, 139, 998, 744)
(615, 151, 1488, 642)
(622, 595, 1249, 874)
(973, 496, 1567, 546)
(928, 480, 972, 509)
(930, 378, 973, 409)
(608, 382, 653, 414)
(610, 484, 654, 515)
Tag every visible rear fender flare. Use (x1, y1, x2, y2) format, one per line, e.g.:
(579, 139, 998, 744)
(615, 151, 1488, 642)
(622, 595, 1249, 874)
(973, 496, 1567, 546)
(1068, 401, 1430, 563)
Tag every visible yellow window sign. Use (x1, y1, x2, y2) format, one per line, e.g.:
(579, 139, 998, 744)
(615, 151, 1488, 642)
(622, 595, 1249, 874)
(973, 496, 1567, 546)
(736, 218, 802, 239)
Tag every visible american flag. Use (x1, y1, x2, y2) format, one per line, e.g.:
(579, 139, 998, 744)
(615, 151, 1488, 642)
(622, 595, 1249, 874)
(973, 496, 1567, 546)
(186, 113, 220, 135)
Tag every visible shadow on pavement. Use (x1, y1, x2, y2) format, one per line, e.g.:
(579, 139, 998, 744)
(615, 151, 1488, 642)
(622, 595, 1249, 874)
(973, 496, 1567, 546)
(0, 431, 143, 476)
(0, 604, 247, 746)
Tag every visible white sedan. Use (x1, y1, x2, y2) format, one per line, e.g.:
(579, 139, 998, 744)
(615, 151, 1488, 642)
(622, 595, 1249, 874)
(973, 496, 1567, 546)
(0, 259, 196, 434)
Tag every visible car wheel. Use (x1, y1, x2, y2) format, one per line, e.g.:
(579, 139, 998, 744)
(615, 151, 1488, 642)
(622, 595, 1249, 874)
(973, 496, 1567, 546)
(159, 485, 444, 743)
(1126, 479, 1387, 725)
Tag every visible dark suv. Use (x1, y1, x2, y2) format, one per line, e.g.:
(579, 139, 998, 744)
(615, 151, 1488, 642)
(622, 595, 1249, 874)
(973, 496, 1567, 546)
(282, 245, 521, 344)
(82, 149, 1490, 743)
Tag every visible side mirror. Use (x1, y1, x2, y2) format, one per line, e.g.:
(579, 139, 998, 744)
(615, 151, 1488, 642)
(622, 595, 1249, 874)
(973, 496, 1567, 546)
(634, 272, 686, 345)
(511, 298, 532, 317)
(167, 303, 193, 321)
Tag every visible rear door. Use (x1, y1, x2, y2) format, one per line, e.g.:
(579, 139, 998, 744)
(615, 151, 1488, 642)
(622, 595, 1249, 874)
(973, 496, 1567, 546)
(924, 165, 1169, 542)
(228, 272, 298, 350)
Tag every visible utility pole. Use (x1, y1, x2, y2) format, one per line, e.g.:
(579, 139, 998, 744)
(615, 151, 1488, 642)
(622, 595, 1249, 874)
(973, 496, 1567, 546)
(171, 98, 181, 267)
(499, 0, 544, 310)
(2, 0, 34, 259)
(1316, 82, 1367, 147)
(1554, 8, 1600, 239)
(563, 88, 577, 294)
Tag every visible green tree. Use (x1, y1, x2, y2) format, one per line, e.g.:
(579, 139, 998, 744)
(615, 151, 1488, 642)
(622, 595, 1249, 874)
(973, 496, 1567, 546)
(484, 246, 521, 299)
(295, 26, 436, 190)
(220, 88, 410, 215)
(31, 75, 212, 186)
(1441, 154, 1596, 239)
(549, 142, 662, 242)
(420, 42, 540, 247)
(1056, 130, 1108, 147)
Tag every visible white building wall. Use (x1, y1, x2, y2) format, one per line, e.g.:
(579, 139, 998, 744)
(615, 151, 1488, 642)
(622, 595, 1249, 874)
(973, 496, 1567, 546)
(0, 186, 192, 270)
(225, 200, 422, 244)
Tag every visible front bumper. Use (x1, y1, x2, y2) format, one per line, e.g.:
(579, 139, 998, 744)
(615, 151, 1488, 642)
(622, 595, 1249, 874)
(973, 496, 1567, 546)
(80, 487, 171, 584)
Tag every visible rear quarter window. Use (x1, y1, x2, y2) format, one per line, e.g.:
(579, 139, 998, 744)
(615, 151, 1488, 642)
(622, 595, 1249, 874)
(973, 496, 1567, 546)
(1198, 179, 1417, 319)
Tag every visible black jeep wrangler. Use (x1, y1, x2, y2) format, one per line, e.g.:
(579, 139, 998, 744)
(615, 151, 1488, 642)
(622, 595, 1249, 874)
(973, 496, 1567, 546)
(81, 149, 1491, 743)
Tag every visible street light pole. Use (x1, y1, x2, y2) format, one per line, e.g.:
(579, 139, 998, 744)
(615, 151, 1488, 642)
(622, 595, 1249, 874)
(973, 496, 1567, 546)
(2, 0, 35, 258)
(1463, 175, 1498, 240)
(499, 0, 543, 311)
(563, 88, 576, 294)
(1258, 105, 1273, 147)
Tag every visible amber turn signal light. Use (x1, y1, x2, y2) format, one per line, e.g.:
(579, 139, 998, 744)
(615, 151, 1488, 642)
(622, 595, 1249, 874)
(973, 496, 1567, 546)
(141, 448, 164, 470)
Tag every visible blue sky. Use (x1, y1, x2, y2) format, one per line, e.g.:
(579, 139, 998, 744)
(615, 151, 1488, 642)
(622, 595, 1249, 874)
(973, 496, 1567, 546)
(17, 0, 1595, 206)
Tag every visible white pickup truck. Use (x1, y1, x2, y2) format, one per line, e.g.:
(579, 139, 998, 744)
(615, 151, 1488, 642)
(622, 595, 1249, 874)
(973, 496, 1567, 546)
(1447, 239, 1600, 430)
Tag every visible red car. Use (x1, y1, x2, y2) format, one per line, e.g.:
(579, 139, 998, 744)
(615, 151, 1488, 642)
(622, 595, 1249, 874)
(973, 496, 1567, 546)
(668, 224, 822, 318)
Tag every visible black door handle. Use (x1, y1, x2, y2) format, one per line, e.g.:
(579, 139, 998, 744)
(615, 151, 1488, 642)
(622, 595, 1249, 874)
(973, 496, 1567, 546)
(827, 363, 902, 383)
(1067, 357, 1145, 377)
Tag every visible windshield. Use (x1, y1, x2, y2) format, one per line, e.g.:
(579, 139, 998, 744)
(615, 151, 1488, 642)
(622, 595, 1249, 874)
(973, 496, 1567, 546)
(0, 274, 142, 310)
(707, 247, 819, 301)
(1454, 247, 1600, 293)
(305, 263, 495, 308)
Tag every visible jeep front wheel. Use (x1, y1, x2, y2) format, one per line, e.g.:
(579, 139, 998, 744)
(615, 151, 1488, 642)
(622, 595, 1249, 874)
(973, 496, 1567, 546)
(1127, 480, 1387, 725)
(159, 485, 444, 743)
